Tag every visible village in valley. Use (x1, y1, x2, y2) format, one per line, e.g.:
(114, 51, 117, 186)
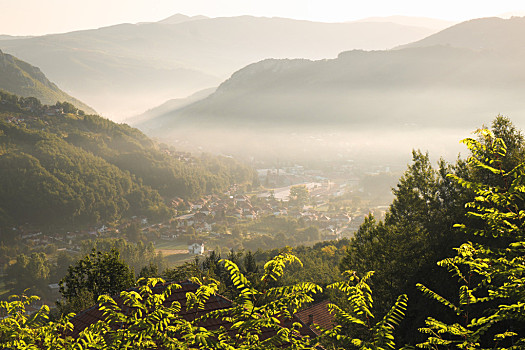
(11, 162, 396, 268)
(0, 94, 399, 266)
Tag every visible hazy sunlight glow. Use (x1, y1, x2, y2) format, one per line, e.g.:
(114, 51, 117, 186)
(1, 0, 524, 35)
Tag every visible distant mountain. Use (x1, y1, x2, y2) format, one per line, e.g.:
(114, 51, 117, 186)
(0, 91, 256, 228)
(130, 87, 216, 127)
(0, 49, 95, 114)
(352, 16, 455, 31)
(139, 16, 525, 163)
(498, 11, 525, 18)
(158, 13, 209, 24)
(143, 46, 522, 130)
(398, 16, 525, 53)
(0, 15, 439, 120)
(0, 35, 32, 41)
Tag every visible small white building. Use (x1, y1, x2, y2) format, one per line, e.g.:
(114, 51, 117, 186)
(188, 242, 205, 255)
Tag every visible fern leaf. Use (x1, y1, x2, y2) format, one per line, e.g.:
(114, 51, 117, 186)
(417, 284, 462, 315)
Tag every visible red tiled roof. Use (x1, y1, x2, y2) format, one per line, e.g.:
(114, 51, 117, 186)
(70, 281, 231, 337)
(293, 300, 336, 336)
(69, 282, 332, 344)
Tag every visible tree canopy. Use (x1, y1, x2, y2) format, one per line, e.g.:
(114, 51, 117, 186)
(58, 249, 135, 313)
(0, 91, 257, 227)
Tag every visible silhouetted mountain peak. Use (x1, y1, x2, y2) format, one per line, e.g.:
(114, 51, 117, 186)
(159, 13, 209, 24)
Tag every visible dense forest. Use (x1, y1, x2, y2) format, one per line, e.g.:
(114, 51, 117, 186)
(1, 116, 525, 349)
(0, 91, 257, 227)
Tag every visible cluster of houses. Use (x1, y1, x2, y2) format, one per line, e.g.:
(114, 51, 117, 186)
(10, 182, 382, 260)
(2, 106, 65, 126)
(3, 115, 38, 125)
(165, 192, 354, 243)
(159, 148, 194, 164)
(43, 106, 64, 116)
(11, 224, 115, 254)
(9, 175, 375, 260)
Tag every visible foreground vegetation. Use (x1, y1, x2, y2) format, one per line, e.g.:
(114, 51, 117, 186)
(2, 117, 525, 349)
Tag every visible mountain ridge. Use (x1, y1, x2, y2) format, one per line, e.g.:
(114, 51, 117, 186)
(397, 16, 525, 54)
(0, 15, 443, 120)
(146, 45, 512, 130)
(135, 16, 525, 162)
(351, 15, 456, 30)
(0, 49, 95, 114)
(143, 16, 525, 130)
(158, 13, 209, 24)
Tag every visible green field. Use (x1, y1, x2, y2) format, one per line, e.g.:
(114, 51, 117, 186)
(153, 240, 205, 267)
(154, 240, 188, 250)
(165, 253, 196, 266)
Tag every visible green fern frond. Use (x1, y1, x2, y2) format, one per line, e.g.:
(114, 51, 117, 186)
(458, 286, 477, 306)
(329, 270, 375, 319)
(261, 252, 302, 282)
(327, 303, 367, 326)
(417, 284, 462, 315)
(372, 294, 408, 350)
(186, 277, 219, 310)
(220, 258, 257, 298)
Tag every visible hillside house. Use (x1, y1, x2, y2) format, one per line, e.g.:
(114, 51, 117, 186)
(188, 242, 205, 255)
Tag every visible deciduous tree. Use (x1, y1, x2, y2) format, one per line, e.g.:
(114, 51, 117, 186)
(59, 249, 135, 313)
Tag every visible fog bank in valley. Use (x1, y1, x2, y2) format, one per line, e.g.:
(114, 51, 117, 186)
(153, 126, 473, 168)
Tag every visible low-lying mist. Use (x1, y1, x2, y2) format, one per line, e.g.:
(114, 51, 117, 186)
(138, 86, 520, 168)
(154, 126, 473, 168)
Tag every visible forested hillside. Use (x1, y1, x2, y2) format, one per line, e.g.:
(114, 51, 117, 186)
(0, 49, 95, 114)
(0, 91, 257, 227)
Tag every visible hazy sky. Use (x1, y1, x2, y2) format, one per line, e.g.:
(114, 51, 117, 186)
(2, 0, 525, 35)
